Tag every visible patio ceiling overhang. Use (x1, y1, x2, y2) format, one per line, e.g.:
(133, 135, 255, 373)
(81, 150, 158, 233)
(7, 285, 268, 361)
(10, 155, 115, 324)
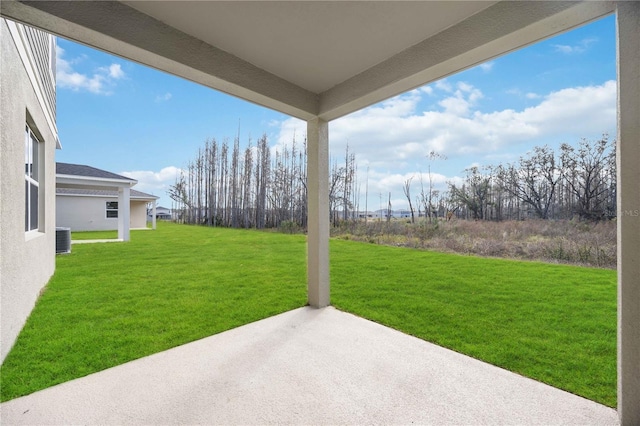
(0, 1, 615, 121)
(2, 2, 637, 424)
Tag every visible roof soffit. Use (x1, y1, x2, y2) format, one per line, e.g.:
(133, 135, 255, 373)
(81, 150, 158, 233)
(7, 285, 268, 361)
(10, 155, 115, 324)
(57, 188, 158, 200)
(56, 174, 137, 189)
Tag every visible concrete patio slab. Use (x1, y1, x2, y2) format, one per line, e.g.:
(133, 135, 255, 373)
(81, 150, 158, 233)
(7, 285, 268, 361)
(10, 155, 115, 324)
(0, 307, 618, 425)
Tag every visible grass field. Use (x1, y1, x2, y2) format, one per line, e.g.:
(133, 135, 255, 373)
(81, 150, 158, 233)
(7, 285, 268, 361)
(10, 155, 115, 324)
(0, 222, 616, 407)
(71, 230, 119, 240)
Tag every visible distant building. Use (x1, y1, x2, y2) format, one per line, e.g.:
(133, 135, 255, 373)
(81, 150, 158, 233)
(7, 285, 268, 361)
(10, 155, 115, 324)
(149, 206, 172, 221)
(372, 209, 413, 219)
(56, 163, 158, 232)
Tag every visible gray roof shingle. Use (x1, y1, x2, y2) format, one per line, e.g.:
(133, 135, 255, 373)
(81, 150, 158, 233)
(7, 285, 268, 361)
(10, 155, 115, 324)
(56, 162, 135, 181)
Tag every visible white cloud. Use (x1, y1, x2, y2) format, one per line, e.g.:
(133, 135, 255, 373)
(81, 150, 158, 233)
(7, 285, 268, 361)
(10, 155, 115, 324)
(420, 86, 434, 95)
(155, 92, 173, 102)
(553, 44, 574, 54)
(120, 166, 183, 202)
(274, 117, 305, 149)
(434, 79, 453, 93)
(428, 81, 485, 116)
(457, 82, 473, 92)
(507, 89, 541, 100)
(436, 82, 482, 116)
(56, 46, 126, 95)
(108, 64, 125, 79)
(511, 81, 616, 134)
(479, 62, 494, 72)
(553, 37, 598, 54)
(439, 96, 471, 116)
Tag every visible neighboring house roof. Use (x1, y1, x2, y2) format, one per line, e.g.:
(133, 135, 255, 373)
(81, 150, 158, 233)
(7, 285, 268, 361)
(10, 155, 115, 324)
(56, 188, 158, 200)
(56, 162, 135, 182)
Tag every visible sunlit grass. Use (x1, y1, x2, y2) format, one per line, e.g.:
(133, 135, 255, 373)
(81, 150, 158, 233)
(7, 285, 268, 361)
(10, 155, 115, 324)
(1, 223, 616, 407)
(71, 230, 119, 240)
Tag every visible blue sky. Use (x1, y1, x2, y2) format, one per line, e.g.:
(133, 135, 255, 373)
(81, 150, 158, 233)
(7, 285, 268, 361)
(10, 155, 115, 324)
(55, 14, 616, 210)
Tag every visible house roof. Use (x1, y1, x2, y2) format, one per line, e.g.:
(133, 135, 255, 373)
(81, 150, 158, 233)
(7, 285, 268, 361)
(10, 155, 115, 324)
(56, 162, 135, 182)
(56, 188, 158, 200)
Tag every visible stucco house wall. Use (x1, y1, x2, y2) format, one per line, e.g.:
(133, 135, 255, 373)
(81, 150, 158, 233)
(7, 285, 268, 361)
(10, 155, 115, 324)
(130, 201, 148, 228)
(56, 195, 118, 231)
(56, 195, 152, 231)
(0, 19, 57, 362)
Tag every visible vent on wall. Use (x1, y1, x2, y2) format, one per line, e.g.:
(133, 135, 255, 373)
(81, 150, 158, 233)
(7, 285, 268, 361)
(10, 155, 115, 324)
(55, 227, 71, 254)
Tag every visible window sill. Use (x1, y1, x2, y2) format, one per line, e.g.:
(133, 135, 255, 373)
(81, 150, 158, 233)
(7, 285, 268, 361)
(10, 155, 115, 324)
(25, 230, 44, 242)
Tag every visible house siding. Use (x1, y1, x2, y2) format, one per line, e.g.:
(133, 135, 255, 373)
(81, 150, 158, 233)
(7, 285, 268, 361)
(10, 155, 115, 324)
(56, 196, 150, 231)
(130, 201, 148, 228)
(23, 24, 56, 121)
(0, 19, 57, 362)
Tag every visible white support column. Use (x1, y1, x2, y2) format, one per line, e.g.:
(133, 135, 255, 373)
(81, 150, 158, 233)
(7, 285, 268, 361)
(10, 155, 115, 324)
(152, 202, 157, 230)
(118, 187, 131, 241)
(307, 117, 330, 308)
(616, 3, 640, 425)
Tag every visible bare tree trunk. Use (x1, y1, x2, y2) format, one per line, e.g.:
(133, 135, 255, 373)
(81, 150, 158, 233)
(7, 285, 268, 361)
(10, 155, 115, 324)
(242, 142, 253, 228)
(403, 176, 415, 223)
(219, 141, 228, 226)
(230, 137, 240, 227)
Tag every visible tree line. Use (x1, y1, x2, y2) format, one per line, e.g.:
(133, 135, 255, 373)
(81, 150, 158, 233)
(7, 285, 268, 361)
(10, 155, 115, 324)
(442, 135, 616, 221)
(168, 135, 359, 229)
(170, 134, 616, 229)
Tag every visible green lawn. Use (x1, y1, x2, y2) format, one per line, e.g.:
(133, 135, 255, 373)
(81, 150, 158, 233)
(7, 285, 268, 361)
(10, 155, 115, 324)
(71, 230, 119, 240)
(71, 226, 153, 240)
(0, 222, 616, 407)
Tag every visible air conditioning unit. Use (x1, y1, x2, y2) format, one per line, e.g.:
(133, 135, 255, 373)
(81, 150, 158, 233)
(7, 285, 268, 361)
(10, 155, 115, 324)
(56, 227, 71, 254)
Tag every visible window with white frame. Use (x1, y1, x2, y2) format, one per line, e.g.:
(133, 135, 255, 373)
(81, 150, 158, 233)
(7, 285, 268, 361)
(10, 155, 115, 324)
(106, 201, 118, 218)
(25, 124, 40, 232)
